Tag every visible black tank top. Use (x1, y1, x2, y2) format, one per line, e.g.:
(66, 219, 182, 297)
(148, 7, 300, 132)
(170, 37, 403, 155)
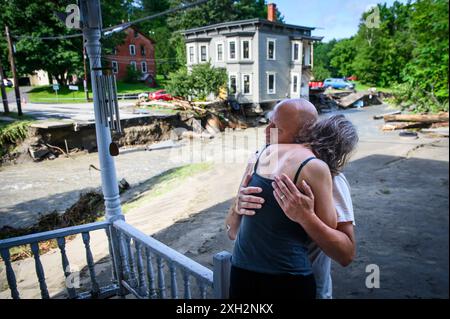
(232, 145, 317, 275)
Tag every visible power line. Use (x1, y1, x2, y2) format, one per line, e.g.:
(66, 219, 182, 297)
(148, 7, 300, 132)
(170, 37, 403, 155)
(11, 0, 208, 41)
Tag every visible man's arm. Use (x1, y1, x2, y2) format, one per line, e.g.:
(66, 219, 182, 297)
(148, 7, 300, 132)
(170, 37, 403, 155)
(225, 155, 264, 240)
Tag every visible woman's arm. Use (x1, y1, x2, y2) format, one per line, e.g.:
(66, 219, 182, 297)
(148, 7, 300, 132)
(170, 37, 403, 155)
(273, 176, 355, 266)
(301, 215, 355, 266)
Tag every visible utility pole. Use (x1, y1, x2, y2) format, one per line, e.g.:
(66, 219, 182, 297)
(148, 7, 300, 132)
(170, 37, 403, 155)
(83, 45, 90, 101)
(5, 26, 22, 116)
(0, 60, 9, 113)
(80, 0, 123, 221)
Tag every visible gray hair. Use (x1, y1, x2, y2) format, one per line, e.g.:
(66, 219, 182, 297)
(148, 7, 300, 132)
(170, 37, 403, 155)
(296, 114, 359, 176)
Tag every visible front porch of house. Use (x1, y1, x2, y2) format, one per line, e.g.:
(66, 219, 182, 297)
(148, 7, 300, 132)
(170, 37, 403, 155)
(0, 219, 232, 299)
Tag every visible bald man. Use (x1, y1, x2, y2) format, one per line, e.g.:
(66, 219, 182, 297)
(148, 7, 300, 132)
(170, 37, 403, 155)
(226, 98, 322, 240)
(226, 98, 356, 299)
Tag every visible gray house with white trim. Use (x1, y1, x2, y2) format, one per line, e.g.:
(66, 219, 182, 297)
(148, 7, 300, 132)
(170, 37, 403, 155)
(181, 5, 322, 109)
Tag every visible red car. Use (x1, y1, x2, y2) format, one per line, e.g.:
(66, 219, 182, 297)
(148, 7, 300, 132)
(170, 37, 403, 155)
(149, 89, 173, 101)
(309, 81, 324, 89)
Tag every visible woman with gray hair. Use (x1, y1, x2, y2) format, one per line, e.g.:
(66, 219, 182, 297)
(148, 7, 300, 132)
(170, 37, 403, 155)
(273, 114, 359, 298)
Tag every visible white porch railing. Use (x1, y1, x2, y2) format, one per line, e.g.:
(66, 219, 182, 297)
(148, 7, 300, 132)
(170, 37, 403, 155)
(0, 220, 232, 299)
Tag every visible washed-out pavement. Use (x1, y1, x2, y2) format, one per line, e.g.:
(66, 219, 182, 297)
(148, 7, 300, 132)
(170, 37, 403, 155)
(0, 104, 448, 299)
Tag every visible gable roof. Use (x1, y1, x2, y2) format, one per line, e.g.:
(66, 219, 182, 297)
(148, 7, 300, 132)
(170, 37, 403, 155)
(127, 25, 156, 43)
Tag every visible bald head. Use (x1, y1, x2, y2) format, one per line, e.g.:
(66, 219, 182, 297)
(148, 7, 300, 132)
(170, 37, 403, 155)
(265, 98, 318, 144)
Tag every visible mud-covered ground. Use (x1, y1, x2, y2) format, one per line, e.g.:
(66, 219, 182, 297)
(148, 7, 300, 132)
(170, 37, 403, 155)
(0, 104, 448, 299)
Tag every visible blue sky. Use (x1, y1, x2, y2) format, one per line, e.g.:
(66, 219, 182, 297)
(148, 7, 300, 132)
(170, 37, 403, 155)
(275, 0, 408, 42)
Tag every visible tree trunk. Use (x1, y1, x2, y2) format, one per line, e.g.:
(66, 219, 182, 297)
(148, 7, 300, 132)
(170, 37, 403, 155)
(382, 122, 430, 131)
(383, 113, 449, 124)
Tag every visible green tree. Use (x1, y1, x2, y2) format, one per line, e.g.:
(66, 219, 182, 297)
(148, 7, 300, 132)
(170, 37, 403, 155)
(0, 0, 84, 84)
(166, 63, 226, 101)
(312, 40, 337, 80)
(329, 38, 357, 78)
(403, 0, 449, 101)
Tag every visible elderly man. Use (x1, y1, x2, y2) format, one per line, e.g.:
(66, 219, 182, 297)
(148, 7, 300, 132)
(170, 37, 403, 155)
(225, 98, 356, 299)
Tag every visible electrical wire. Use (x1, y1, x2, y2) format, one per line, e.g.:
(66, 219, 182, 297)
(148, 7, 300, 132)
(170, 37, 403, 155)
(11, 0, 209, 41)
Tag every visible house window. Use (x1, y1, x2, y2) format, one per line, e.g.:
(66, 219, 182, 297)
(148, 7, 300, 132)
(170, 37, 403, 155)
(216, 42, 224, 62)
(129, 44, 136, 56)
(291, 73, 300, 94)
(228, 39, 236, 60)
(303, 42, 311, 65)
(229, 74, 237, 95)
(112, 61, 118, 74)
(267, 72, 276, 94)
(130, 61, 136, 70)
(241, 39, 251, 60)
(267, 39, 276, 60)
(292, 41, 301, 61)
(200, 44, 208, 62)
(242, 74, 251, 95)
(134, 29, 139, 38)
(140, 45, 146, 57)
(141, 61, 148, 73)
(188, 45, 195, 64)
(113, 48, 117, 55)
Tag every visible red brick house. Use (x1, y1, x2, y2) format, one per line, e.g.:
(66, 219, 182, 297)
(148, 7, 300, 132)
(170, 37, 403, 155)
(105, 26, 156, 86)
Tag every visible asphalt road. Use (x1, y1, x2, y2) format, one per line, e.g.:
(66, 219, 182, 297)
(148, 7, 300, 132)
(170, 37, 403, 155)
(4, 86, 168, 121)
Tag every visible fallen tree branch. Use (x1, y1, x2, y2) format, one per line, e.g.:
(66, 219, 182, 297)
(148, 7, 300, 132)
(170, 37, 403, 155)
(44, 143, 72, 159)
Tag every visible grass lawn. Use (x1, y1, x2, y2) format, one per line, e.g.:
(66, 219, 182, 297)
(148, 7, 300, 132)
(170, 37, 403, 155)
(27, 78, 167, 104)
(352, 81, 395, 93)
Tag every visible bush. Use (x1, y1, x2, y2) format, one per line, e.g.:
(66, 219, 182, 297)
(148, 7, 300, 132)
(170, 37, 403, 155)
(166, 63, 227, 101)
(124, 65, 143, 83)
(392, 83, 449, 113)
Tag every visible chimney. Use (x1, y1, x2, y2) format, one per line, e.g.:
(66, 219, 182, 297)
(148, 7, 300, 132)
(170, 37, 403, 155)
(267, 3, 276, 22)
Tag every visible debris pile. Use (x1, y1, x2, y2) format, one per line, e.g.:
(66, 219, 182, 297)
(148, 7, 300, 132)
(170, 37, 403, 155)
(310, 89, 383, 112)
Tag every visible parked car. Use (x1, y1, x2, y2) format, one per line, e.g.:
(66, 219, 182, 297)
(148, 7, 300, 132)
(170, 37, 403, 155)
(149, 89, 173, 101)
(309, 81, 324, 89)
(346, 75, 358, 81)
(2, 78, 13, 87)
(323, 78, 355, 90)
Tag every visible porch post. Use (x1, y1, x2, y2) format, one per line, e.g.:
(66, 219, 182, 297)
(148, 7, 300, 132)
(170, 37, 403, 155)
(80, 0, 123, 222)
(213, 251, 232, 299)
